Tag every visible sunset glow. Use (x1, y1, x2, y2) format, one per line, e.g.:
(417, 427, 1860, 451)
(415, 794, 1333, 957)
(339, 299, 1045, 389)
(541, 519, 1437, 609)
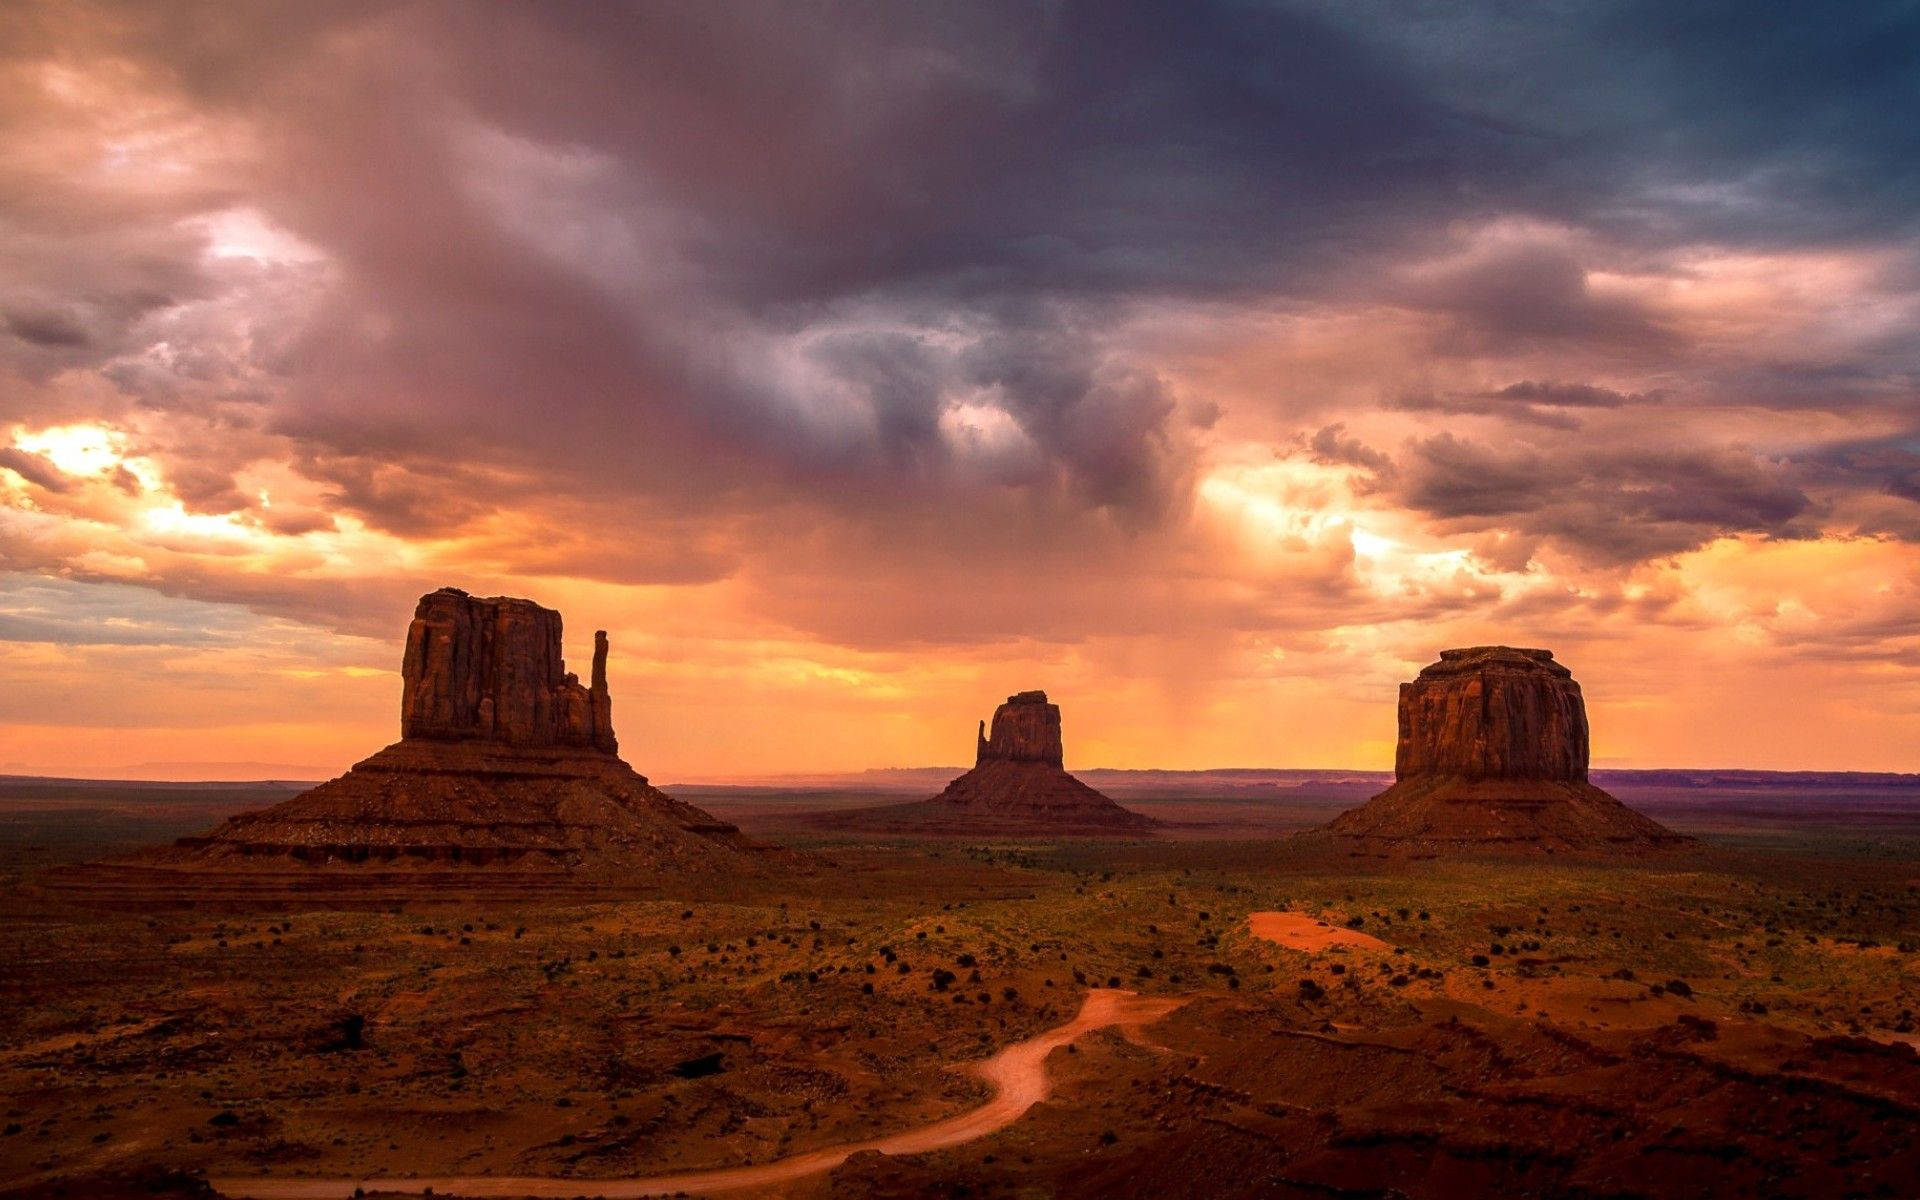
(1, 2, 1916, 780)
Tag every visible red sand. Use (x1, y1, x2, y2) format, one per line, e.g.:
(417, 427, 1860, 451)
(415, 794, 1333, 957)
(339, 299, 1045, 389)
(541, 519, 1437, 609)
(1246, 911, 1391, 952)
(211, 988, 1187, 1200)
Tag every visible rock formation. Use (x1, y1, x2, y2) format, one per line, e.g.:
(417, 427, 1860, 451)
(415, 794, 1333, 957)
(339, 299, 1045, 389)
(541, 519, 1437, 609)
(157, 588, 766, 876)
(1327, 646, 1687, 851)
(818, 691, 1159, 835)
(400, 589, 617, 753)
(975, 690, 1065, 767)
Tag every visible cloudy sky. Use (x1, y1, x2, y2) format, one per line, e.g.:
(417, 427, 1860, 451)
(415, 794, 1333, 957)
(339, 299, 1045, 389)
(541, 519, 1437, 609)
(2, 1, 1917, 779)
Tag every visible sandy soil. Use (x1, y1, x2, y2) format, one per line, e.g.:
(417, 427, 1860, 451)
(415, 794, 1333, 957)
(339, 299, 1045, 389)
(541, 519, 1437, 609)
(13, 830, 1920, 1200)
(209, 988, 1186, 1199)
(1246, 910, 1391, 952)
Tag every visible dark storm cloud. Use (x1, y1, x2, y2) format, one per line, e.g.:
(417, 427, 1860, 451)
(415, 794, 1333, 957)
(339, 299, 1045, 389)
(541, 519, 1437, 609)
(5, 308, 89, 347)
(957, 320, 1189, 520)
(5, 0, 1920, 643)
(1304, 424, 1394, 476)
(0, 447, 70, 492)
(1, 0, 1503, 533)
(1309, 0, 1920, 249)
(1793, 426, 1920, 540)
(1404, 240, 1676, 355)
(1388, 380, 1658, 430)
(439, 2, 1476, 304)
(1596, 1, 1920, 245)
(1400, 433, 1816, 562)
(165, 463, 250, 515)
(1491, 381, 1641, 409)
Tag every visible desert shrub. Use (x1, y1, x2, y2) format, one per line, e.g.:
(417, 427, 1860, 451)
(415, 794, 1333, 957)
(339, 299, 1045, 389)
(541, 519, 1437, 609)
(319, 1013, 366, 1053)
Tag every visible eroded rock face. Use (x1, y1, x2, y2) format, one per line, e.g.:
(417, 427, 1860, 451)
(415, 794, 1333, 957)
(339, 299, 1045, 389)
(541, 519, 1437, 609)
(976, 690, 1065, 768)
(1394, 647, 1588, 783)
(818, 688, 1156, 835)
(151, 587, 775, 878)
(1328, 646, 1687, 851)
(400, 588, 616, 754)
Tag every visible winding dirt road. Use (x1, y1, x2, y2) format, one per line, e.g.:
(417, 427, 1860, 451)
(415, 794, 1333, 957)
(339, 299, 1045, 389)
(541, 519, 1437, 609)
(212, 988, 1185, 1200)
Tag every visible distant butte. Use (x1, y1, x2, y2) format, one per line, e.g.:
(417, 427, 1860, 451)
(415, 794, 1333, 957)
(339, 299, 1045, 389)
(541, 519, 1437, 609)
(1326, 646, 1688, 852)
(150, 588, 768, 876)
(817, 690, 1159, 836)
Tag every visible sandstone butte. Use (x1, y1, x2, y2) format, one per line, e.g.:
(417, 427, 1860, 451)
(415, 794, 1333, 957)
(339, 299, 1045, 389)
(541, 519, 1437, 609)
(153, 588, 765, 876)
(824, 691, 1159, 835)
(1327, 646, 1689, 852)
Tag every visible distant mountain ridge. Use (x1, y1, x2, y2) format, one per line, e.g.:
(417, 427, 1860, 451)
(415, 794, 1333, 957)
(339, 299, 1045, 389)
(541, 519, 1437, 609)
(6, 767, 1917, 796)
(668, 766, 1920, 796)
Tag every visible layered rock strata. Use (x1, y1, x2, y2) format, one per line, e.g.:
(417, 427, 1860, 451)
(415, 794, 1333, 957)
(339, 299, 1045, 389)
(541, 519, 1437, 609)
(158, 589, 761, 874)
(1328, 646, 1686, 850)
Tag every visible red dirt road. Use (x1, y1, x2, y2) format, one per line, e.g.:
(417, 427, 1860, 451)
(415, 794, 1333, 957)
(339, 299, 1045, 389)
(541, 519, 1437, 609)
(212, 988, 1186, 1199)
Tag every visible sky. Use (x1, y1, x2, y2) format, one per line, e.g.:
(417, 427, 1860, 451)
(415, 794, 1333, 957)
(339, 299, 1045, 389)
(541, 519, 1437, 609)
(1, 0, 1918, 780)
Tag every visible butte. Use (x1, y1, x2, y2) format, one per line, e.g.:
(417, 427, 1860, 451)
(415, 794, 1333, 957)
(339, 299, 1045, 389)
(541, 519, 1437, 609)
(822, 690, 1159, 836)
(1325, 646, 1688, 853)
(68, 588, 775, 901)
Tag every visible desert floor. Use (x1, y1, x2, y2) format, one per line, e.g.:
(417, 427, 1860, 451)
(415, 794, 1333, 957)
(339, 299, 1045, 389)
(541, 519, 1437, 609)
(3, 780, 1920, 1198)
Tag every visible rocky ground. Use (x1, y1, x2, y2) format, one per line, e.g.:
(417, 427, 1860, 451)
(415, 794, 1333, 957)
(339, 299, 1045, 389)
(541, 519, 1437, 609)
(2, 828, 1919, 1198)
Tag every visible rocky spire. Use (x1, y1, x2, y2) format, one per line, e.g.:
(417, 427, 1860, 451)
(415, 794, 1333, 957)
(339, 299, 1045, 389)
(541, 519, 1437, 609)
(590, 630, 616, 755)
